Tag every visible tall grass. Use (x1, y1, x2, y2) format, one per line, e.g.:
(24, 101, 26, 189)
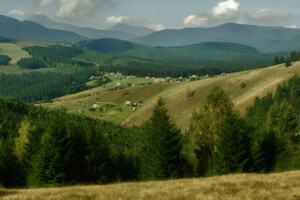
(2, 171, 300, 200)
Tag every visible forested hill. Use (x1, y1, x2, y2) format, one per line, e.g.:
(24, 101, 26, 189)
(132, 23, 300, 52)
(0, 15, 87, 43)
(79, 38, 271, 64)
(0, 74, 299, 188)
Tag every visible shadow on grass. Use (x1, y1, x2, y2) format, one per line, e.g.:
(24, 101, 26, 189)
(0, 189, 18, 197)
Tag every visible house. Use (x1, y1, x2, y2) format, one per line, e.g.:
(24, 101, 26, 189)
(125, 101, 131, 106)
(116, 82, 121, 87)
(92, 104, 99, 109)
(79, 109, 83, 114)
(178, 77, 183, 82)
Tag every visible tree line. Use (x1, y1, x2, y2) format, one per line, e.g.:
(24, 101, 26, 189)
(274, 51, 300, 67)
(17, 45, 94, 69)
(0, 75, 299, 188)
(0, 70, 96, 103)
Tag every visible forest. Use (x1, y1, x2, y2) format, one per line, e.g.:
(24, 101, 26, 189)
(0, 70, 96, 103)
(0, 75, 299, 188)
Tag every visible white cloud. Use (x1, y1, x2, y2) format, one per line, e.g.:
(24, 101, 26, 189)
(36, 0, 55, 7)
(106, 16, 129, 24)
(33, 0, 116, 21)
(106, 15, 165, 31)
(7, 9, 26, 17)
(147, 24, 165, 31)
(284, 25, 298, 29)
(183, 15, 208, 27)
(183, 0, 240, 27)
(244, 9, 291, 25)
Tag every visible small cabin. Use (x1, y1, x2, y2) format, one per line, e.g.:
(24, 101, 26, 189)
(92, 104, 99, 109)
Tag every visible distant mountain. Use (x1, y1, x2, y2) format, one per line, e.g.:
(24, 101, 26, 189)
(0, 15, 87, 43)
(27, 15, 141, 40)
(132, 23, 300, 52)
(78, 38, 270, 64)
(108, 23, 153, 37)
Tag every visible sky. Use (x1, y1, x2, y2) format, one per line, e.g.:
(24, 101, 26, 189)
(1, 0, 300, 31)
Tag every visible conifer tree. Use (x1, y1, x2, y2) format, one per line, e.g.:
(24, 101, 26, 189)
(274, 56, 280, 65)
(145, 97, 183, 178)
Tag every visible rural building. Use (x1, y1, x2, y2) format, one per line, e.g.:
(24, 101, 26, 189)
(116, 82, 121, 87)
(92, 104, 99, 109)
(125, 101, 131, 106)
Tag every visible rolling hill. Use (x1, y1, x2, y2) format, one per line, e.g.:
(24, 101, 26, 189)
(78, 38, 272, 64)
(0, 15, 87, 43)
(27, 15, 148, 40)
(132, 23, 300, 52)
(43, 61, 300, 130)
(1, 170, 299, 200)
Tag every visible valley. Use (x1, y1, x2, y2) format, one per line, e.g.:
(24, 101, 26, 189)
(44, 61, 300, 130)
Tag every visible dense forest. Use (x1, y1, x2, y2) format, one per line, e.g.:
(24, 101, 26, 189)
(17, 45, 94, 69)
(0, 70, 96, 103)
(0, 75, 299, 188)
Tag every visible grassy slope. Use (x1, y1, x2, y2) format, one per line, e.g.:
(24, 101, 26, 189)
(0, 42, 29, 64)
(43, 61, 300, 130)
(1, 171, 299, 200)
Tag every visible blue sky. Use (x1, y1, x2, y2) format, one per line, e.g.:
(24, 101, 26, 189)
(1, 0, 300, 30)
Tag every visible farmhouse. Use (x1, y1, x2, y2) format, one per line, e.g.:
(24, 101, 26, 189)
(92, 104, 99, 109)
(125, 101, 131, 106)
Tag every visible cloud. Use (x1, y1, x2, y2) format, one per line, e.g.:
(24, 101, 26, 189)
(7, 9, 26, 17)
(183, 0, 240, 27)
(106, 16, 129, 24)
(147, 24, 165, 31)
(285, 25, 298, 29)
(106, 15, 165, 31)
(244, 9, 291, 25)
(33, 0, 116, 21)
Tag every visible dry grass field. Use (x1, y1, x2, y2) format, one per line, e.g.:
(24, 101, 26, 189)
(1, 171, 299, 200)
(43, 61, 300, 130)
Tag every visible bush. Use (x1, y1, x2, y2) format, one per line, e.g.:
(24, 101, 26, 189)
(0, 55, 11, 65)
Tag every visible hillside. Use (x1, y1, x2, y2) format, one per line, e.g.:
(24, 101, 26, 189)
(132, 23, 300, 52)
(27, 15, 142, 40)
(1, 171, 299, 200)
(0, 15, 87, 43)
(78, 38, 272, 64)
(44, 61, 300, 130)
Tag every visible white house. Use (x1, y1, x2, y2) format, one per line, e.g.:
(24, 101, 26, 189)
(92, 104, 99, 109)
(125, 101, 131, 106)
(116, 82, 121, 87)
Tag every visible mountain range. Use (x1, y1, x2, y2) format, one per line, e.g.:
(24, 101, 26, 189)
(1, 14, 300, 53)
(0, 15, 87, 43)
(27, 15, 148, 40)
(132, 23, 300, 52)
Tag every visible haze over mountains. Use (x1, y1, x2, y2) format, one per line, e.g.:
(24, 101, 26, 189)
(1, 14, 300, 53)
(0, 15, 87, 43)
(27, 15, 146, 40)
(133, 23, 300, 52)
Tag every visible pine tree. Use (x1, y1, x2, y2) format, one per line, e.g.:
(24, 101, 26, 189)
(274, 56, 280, 65)
(280, 56, 285, 64)
(285, 58, 292, 67)
(213, 113, 251, 174)
(145, 97, 183, 178)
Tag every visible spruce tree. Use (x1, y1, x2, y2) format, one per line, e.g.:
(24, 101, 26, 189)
(145, 97, 183, 178)
(280, 56, 285, 64)
(274, 56, 280, 65)
(286, 58, 292, 67)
